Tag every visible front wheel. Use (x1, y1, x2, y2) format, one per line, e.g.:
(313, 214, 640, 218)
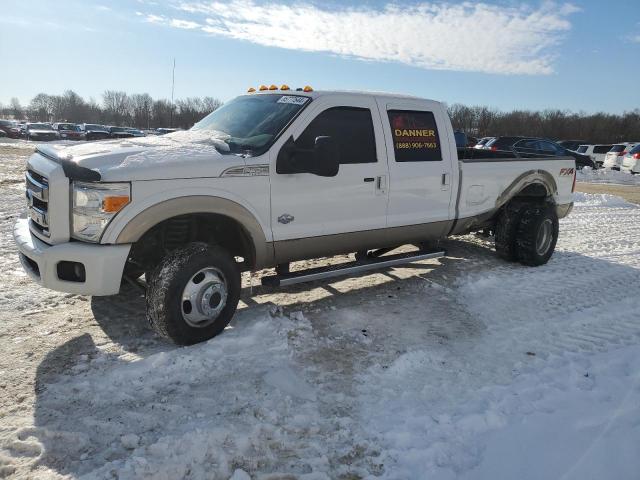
(515, 205, 559, 266)
(146, 242, 241, 345)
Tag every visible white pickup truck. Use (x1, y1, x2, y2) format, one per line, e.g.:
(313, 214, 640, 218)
(15, 88, 575, 345)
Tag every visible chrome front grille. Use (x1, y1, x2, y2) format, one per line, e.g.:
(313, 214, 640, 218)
(26, 170, 50, 236)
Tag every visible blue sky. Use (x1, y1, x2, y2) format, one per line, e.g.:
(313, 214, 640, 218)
(0, 0, 638, 113)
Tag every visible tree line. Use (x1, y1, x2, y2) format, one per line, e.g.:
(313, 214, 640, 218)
(0, 90, 222, 130)
(447, 104, 640, 144)
(1, 91, 639, 142)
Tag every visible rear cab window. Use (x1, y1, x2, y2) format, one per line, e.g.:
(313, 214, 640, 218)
(387, 110, 442, 162)
(610, 145, 626, 153)
(576, 145, 588, 153)
(593, 145, 612, 154)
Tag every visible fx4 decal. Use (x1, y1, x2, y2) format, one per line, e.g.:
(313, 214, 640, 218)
(559, 168, 575, 176)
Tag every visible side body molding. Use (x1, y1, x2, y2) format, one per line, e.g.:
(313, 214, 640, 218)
(113, 196, 274, 269)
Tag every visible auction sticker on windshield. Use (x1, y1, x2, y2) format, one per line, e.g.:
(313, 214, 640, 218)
(277, 96, 309, 105)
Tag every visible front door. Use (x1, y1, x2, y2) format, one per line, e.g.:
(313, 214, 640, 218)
(270, 95, 389, 245)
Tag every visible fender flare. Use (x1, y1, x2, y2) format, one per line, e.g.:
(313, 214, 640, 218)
(113, 196, 273, 269)
(495, 169, 558, 210)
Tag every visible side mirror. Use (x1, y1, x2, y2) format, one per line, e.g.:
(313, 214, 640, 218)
(276, 135, 340, 177)
(313, 136, 339, 177)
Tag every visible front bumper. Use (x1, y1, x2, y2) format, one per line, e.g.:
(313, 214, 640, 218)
(13, 218, 131, 296)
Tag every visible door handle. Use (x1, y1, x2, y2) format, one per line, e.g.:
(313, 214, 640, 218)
(375, 175, 387, 194)
(364, 177, 375, 182)
(441, 173, 450, 191)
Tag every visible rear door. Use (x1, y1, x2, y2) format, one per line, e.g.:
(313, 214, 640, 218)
(377, 100, 455, 229)
(270, 94, 389, 241)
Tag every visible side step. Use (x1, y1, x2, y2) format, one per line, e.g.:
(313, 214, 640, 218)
(261, 250, 446, 287)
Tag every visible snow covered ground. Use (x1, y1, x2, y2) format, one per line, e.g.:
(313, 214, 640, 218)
(578, 166, 640, 185)
(0, 144, 639, 479)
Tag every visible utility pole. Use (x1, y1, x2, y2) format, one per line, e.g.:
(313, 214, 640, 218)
(170, 58, 176, 127)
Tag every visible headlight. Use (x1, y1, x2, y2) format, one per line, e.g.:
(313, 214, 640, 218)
(72, 182, 130, 242)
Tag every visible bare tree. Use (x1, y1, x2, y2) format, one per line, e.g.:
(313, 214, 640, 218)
(10, 97, 25, 120)
(129, 93, 154, 129)
(102, 90, 131, 126)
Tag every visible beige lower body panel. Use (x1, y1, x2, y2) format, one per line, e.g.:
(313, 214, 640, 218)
(272, 220, 453, 265)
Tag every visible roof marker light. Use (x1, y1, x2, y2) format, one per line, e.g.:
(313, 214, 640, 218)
(247, 87, 256, 93)
(259, 85, 268, 91)
(280, 84, 290, 91)
(269, 84, 278, 90)
(303, 85, 314, 92)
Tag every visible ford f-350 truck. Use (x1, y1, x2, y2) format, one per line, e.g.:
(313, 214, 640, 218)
(15, 88, 575, 345)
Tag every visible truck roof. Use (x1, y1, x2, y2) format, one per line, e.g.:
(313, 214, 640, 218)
(248, 89, 436, 103)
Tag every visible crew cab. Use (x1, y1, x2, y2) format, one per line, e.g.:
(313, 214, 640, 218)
(14, 89, 575, 345)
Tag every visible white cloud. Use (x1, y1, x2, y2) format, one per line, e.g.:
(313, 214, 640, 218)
(142, 1, 580, 75)
(170, 18, 201, 29)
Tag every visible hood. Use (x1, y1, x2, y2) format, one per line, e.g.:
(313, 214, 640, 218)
(36, 130, 247, 182)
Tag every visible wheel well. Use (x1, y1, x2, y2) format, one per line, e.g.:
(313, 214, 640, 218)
(513, 182, 550, 199)
(126, 213, 255, 274)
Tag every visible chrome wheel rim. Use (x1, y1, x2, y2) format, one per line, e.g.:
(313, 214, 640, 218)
(535, 219, 553, 256)
(181, 267, 228, 328)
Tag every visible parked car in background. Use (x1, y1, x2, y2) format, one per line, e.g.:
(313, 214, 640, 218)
(142, 129, 160, 136)
(485, 136, 596, 169)
(576, 144, 614, 168)
(126, 127, 146, 137)
(156, 128, 180, 135)
(603, 143, 638, 170)
(79, 124, 110, 141)
(0, 119, 21, 138)
(108, 126, 135, 139)
(557, 140, 588, 151)
(474, 137, 494, 149)
(21, 123, 59, 141)
(454, 131, 477, 147)
(620, 144, 640, 174)
(52, 123, 85, 140)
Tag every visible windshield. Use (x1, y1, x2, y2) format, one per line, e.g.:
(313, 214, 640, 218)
(191, 94, 310, 155)
(86, 124, 106, 131)
(576, 145, 588, 153)
(110, 127, 128, 132)
(58, 124, 76, 131)
(29, 123, 53, 130)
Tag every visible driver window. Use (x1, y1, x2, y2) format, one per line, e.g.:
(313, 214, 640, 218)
(296, 107, 377, 164)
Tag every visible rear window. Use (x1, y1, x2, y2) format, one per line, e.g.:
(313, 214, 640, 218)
(629, 144, 640, 154)
(609, 145, 625, 153)
(388, 110, 442, 162)
(576, 145, 588, 153)
(593, 145, 612, 154)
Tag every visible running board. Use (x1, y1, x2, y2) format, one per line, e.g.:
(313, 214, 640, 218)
(261, 250, 446, 287)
